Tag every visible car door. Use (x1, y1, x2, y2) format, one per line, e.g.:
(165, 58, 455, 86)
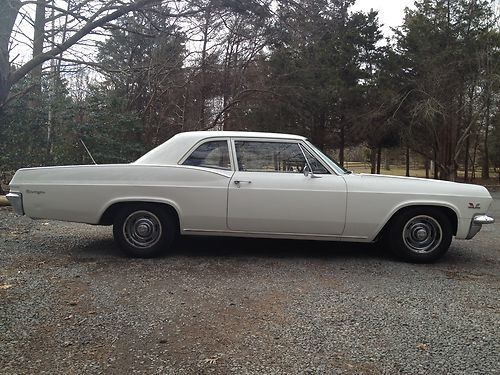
(177, 138, 234, 231)
(227, 139, 347, 236)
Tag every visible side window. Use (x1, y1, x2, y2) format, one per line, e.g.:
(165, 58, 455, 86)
(183, 140, 231, 170)
(235, 141, 306, 173)
(301, 146, 330, 174)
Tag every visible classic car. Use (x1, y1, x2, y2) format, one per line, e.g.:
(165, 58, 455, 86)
(7, 131, 495, 262)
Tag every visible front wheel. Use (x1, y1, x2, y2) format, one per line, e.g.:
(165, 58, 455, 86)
(113, 204, 177, 258)
(388, 208, 453, 263)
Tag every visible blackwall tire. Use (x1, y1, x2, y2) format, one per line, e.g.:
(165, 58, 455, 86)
(113, 203, 177, 258)
(388, 207, 453, 263)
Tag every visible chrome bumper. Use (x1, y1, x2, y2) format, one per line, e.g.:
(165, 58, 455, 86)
(473, 215, 495, 225)
(6, 192, 24, 215)
(466, 214, 495, 240)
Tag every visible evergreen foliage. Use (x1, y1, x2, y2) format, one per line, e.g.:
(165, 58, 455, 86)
(1, 0, 499, 184)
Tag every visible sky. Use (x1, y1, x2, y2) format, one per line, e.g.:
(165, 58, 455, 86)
(352, 0, 416, 36)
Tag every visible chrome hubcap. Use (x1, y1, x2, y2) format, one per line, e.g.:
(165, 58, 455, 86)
(123, 211, 162, 249)
(403, 215, 442, 254)
(415, 228, 428, 241)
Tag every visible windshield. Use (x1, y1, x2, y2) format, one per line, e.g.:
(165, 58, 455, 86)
(305, 140, 351, 175)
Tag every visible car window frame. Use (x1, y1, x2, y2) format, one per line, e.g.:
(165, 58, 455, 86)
(302, 140, 346, 175)
(229, 137, 336, 175)
(298, 143, 331, 175)
(178, 137, 235, 171)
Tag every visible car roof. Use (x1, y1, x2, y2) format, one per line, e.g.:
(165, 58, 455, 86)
(135, 131, 307, 165)
(175, 131, 306, 141)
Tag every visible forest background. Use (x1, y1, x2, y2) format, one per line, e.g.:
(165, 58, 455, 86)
(1, 0, 500, 193)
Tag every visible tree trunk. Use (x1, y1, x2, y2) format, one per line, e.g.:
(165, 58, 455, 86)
(376, 146, 381, 174)
(471, 130, 481, 181)
(0, 0, 22, 106)
(1, 0, 162, 108)
(384, 150, 390, 170)
(433, 148, 439, 179)
(32, 0, 46, 97)
(482, 27, 492, 180)
(464, 136, 470, 182)
(482, 94, 490, 179)
(198, 9, 211, 130)
(338, 122, 345, 167)
(370, 148, 376, 174)
(312, 114, 326, 152)
(405, 146, 410, 177)
(47, 0, 57, 160)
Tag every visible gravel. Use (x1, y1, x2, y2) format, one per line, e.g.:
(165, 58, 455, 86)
(0, 195, 499, 374)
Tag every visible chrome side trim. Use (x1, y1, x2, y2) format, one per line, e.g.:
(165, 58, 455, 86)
(466, 214, 495, 240)
(183, 228, 342, 237)
(6, 192, 24, 215)
(182, 228, 369, 241)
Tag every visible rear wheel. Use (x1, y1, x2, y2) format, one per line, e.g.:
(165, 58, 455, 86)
(113, 204, 177, 258)
(388, 207, 453, 263)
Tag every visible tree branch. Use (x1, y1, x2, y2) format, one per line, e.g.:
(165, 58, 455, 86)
(8, 0, 162, 88)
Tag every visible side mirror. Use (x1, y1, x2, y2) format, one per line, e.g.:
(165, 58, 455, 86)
(304, 164, 312, 177)
(304, 164, 322, 179)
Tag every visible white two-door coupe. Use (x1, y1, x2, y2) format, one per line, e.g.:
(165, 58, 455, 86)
(7, 131, 495, 262)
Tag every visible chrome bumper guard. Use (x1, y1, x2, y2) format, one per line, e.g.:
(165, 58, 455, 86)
(473, 215, 495, 225)
(466, 214, 495, 240)
(6, 192, 24, 215)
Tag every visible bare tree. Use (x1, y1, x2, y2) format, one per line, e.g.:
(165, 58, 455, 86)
(0, 0, 205, 108)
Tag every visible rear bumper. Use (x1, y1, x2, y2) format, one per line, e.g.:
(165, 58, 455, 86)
(466, 214, 495, 239)
(6, 192, 24, 215)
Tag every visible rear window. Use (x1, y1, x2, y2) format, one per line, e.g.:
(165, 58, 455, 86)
(182, 140, 231, 170)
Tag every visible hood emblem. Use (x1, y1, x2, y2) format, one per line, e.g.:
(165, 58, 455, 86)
(468, 202, 480, 209)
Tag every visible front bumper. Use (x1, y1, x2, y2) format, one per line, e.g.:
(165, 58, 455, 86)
(6, 192, 24, 215)
(466, 214, 495, 239)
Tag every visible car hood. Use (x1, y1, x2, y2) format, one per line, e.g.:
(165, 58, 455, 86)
(346, 173, 492, 198)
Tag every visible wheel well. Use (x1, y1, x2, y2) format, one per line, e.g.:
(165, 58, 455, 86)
(99, 201, 180, 228)
(377, 205, 458, 240)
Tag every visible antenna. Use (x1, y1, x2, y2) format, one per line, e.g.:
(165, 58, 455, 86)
(80, 139, 97, 165)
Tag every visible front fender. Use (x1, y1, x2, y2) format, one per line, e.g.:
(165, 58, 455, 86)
(371, 200, 461, 241)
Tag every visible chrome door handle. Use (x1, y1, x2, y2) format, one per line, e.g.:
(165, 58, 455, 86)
(234, 180, 252, 185)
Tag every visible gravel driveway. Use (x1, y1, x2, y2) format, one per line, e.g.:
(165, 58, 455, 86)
(1, 195, 499, 374)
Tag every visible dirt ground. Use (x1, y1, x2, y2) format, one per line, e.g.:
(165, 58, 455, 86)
(0, 195, 499, 374)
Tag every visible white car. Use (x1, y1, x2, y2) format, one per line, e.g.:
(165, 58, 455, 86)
(7, 131, 495, 262)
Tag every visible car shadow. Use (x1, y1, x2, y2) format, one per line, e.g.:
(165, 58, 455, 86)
(71, 234, 393, 262)
(176, 236, 388, 259)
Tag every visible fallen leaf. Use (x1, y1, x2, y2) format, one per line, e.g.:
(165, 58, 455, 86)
(0, 283, 12, 290)
(204, 357, 220, 365)
(416, 343, 428, 350)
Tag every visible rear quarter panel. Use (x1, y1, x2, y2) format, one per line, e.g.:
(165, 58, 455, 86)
(9, 165, 232, 231)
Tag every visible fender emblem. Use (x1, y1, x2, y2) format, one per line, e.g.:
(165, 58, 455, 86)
(468, 202, 480, 209)
(26, 189, 46, 195)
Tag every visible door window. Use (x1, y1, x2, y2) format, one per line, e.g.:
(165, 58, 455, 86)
(183, 140, 231, 170)
(235, 141, 306, 173)
(301, 146, 330, 174)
